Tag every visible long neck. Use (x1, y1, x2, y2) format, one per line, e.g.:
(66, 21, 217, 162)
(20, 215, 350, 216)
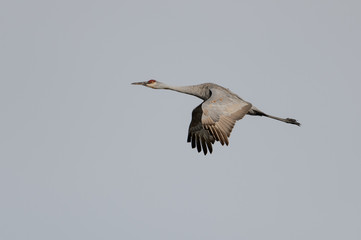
(159, 83, 210, 100)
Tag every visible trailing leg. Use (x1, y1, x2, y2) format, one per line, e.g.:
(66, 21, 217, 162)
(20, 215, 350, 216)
(247, 107, 301, 126)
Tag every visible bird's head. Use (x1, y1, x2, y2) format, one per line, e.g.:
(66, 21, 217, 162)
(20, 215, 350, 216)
(131, 79, 165, 89)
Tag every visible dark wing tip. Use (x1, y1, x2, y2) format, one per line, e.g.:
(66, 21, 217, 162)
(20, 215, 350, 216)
(187, 133, 214, 155)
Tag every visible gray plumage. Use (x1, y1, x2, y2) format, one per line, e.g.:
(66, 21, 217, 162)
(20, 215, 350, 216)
(132, 80, 300, 155)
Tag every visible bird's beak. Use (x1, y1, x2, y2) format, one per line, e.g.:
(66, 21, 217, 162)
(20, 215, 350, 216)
(131, 81, 147, 86)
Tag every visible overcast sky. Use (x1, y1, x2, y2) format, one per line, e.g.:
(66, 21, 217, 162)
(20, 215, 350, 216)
(1, 0, 360, 239)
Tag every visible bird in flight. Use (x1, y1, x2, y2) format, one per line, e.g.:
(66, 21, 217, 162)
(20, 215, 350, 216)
(132, 80, 300, 155)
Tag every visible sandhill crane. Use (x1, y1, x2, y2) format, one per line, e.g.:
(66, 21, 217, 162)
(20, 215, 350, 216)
(132, 80, 300, 155)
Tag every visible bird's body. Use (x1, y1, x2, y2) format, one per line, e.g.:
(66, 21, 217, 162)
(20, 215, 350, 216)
(132, 80, 300, 155)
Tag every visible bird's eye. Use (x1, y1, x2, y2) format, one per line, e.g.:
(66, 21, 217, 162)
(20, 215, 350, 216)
(148, 80, 156, 84)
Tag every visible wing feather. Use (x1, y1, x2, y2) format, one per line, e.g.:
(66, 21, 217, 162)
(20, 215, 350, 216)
(201, 136, 208, 155)
(187, 104, 215, 155)
(187, 87, 252, 154)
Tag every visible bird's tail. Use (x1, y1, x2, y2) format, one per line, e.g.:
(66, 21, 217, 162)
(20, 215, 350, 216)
(248, 107, 301, 126)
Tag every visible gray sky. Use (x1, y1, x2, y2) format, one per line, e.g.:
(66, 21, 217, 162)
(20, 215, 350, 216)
(1, 0, 360, 239)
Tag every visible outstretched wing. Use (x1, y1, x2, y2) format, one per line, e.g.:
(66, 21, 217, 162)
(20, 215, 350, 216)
(187, 88, 252, 155)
